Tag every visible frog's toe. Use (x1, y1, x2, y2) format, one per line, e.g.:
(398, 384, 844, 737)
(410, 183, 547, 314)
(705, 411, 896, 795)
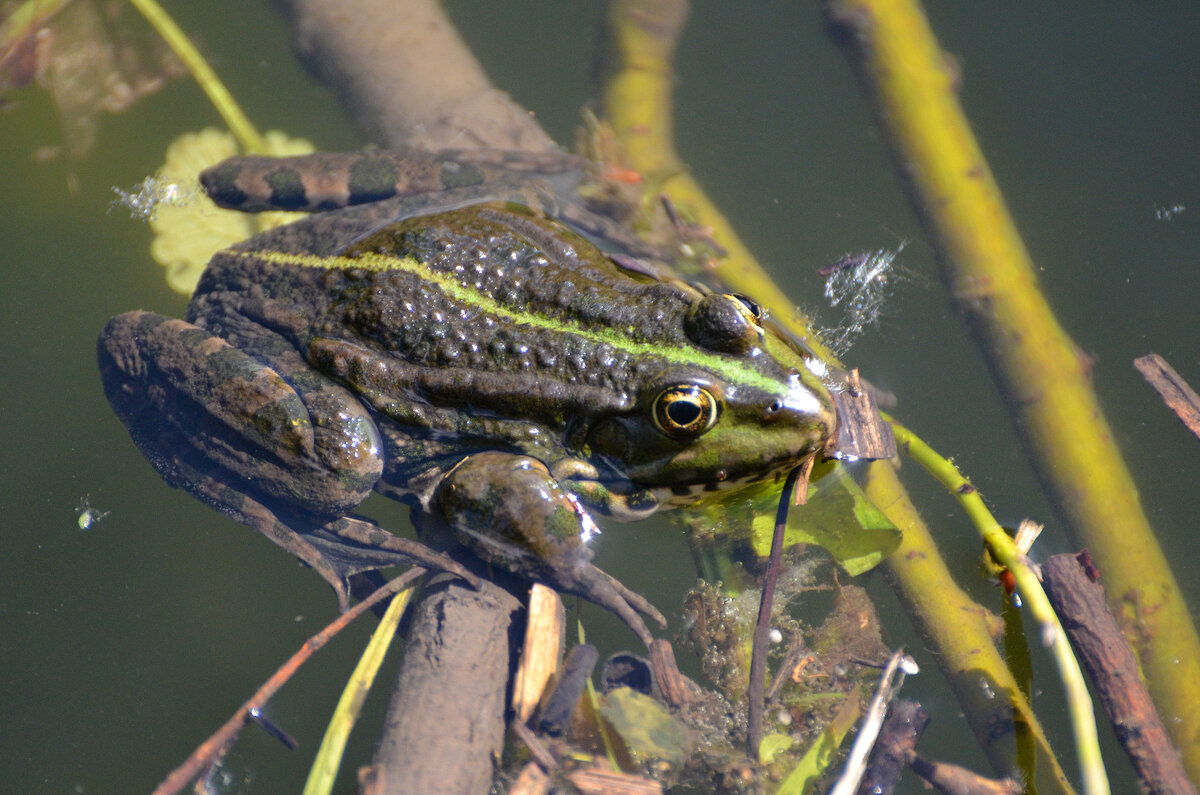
(579, 566, 666, 649)
(320, 516, 484, 591)
(599, 569, 667, 629)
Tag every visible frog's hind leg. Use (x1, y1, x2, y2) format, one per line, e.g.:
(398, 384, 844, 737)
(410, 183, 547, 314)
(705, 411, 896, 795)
(98, 311, 476, 609)
(430, 451, 667, 648)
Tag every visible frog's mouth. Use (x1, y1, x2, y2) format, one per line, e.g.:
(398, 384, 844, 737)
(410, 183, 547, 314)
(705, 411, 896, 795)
(561, 459, 800, 522)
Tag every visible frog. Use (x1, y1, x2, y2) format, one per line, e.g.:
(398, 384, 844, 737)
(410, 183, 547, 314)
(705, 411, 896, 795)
(98, 147, 839, 648)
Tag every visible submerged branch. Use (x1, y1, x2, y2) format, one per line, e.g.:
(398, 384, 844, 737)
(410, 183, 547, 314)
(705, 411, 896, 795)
(277, 0, 558, 152)
(823, 0, 1200, 780)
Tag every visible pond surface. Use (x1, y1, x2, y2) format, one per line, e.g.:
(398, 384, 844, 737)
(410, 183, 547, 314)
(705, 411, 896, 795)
(2, 2, 1197, 792)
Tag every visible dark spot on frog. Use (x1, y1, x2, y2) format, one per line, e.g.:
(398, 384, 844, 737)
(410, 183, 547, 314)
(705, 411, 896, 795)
(199, 160, 249, 208)
(439, 160, 486, 189)
(348, 156, 401, 205)
(265, 168, 308, 210)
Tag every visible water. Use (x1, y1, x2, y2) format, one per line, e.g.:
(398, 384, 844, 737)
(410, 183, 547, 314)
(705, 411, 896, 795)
(2, 2, 1197, 792)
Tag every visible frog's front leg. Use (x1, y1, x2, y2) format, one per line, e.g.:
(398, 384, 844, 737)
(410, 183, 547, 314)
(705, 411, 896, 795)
(98, 311, 477, 608)
(427, 451, 666, 647)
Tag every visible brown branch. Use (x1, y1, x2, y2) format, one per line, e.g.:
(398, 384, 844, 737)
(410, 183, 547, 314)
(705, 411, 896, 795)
(857, 699, 928, 795)
(1134, 354, 1200, 443)
(1041, 552, 1198, 795)
(360, 575, 522, 795)
(151, 568, 424, 795)
(277, 0, 558, 152)
(906, 754, 1021, 795)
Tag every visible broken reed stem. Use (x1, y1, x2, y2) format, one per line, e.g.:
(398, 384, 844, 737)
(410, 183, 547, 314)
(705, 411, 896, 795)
(746, 465, 800, 757)
(1134, 354, 1200, 443)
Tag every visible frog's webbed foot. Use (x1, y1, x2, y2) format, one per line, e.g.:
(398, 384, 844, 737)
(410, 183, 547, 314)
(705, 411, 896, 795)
(317, 515, 483, 596)
(98, 311, 478, 612)
(182, 470, 478, 612)
(430, 451, 666, 648)
(571, 564, 666, 649)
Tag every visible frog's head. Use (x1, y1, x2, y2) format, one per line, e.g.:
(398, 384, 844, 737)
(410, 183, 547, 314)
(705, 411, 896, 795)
(571, 292, 838, 518)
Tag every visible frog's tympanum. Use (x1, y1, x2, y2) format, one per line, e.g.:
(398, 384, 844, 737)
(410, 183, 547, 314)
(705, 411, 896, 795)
(99, 149, 838, 647)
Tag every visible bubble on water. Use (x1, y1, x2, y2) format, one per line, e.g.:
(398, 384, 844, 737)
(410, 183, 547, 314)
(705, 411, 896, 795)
(110, 176, 198, 221)
(1154, 203, 1185, 221)
(76, 495, 109, 530)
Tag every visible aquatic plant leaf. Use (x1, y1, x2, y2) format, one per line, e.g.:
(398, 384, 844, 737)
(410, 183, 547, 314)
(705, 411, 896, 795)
(758, 732, 794, 765)
(597, 687, 695, 766)
(142, 128, 313, 294)
(745, 461, 900, 576)
(775, 689, 861, 794)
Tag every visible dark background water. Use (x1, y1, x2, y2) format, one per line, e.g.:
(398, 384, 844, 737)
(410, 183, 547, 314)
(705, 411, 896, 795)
(2, 2, 1197, 792)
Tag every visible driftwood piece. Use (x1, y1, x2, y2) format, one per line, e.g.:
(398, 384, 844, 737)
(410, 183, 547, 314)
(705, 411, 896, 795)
(278, 0, 558, 152)
(359, 576, 522, 795)
(512, 584, 566, 723)
(1134, 353, 1200, 443)
(906, 754, 1021, 795)
(1041, 552, 1198, 795)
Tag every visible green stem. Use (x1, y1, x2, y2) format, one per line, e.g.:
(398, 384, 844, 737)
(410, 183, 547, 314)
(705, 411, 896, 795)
(890, 418, 1109, 795)
(303, 584, 416, 795)
(125, 0, 266, 153)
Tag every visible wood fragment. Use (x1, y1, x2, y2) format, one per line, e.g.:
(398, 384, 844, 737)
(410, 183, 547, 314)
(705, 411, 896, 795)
(1041, 552, 1198, 795)
(648, 639, 691, 707)
(1134, 353, 1200, 442)
(906, 753, 1021, 795)
(831, 369, 897, 461)
(512, 584, 565, 723)
(512, 721, 558, 775)
(506, 761, 551, 795)
(364, 576, 521, 795)
(538, 644, 599, 736)
(566, 761, 664, 794)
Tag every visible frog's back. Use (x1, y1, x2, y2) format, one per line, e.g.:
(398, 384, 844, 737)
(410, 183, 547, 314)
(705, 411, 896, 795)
(191, 204, 706, 419)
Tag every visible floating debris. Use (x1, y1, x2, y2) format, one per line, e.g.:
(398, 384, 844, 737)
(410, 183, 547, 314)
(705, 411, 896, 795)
(76, 495, 109, 530)
(819, 245, 904, 355)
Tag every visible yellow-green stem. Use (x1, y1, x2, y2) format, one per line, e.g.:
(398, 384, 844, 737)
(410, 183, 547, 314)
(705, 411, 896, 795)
(303, 584, 416, 795)
(602, 3, 1075, 790)
(125, 0, 265, 153)
(823, 0, 1200, 778)
(891, 420, 1108, 795)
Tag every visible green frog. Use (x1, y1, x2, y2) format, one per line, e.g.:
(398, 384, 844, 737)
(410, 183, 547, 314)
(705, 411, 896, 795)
(98, 149, 838, 647)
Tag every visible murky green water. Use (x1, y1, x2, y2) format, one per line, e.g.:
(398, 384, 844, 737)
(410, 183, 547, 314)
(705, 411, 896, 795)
(2, 2, 1197, 792)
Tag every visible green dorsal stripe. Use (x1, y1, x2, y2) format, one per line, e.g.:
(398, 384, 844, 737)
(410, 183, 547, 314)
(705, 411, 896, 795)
(235, 248, 794, 396)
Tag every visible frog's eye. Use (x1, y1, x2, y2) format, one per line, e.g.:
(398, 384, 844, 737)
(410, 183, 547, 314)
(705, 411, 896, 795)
(652, 385, 720, 440)
(685, 293, 765, 353)
(728, 293, 766, 325)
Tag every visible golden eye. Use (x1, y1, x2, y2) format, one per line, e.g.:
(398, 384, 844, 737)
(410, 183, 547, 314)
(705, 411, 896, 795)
(652, 385, 720, 439)
(728, 293, 767, 325)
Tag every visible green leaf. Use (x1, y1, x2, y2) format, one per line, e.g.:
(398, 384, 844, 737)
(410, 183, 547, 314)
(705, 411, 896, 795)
(775, 690, 862, 794)
(758, 732, 795, 765)
(741, 460, 900, 576)
(597, 687, 695, 766)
